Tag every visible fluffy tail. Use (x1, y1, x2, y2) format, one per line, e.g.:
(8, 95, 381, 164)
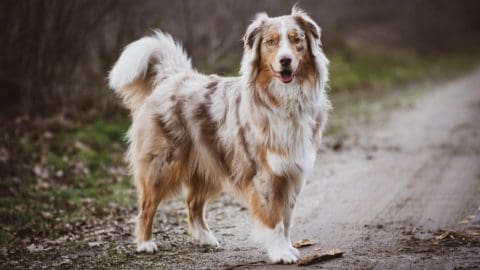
(108, 30, 191, 113)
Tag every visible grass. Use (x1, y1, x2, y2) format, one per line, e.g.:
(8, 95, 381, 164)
(0, 119, 134, 247)
(326, 48, 479, 137)
(328, 48, 478, 94)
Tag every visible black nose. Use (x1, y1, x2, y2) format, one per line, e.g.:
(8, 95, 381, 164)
(280, 57, 292, 67)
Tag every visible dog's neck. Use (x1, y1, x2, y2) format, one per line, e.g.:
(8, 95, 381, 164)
(243, 76, 319, 119)
(270, 79, 318, 113)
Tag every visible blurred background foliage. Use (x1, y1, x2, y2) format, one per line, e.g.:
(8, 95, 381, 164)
(1, 0, 480, 118)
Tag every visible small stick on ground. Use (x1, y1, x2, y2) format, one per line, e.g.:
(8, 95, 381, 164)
(297, 248, 343, 266)
(293, 239, 315, 248)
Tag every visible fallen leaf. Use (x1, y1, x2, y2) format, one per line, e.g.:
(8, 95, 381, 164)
(0, 147, 9, 163)
(88, 241, 104, 247)
(33, 164, 49, 179)
(43, 131, 54, 139)
(297, 248, 343, 266)
(435, 231, 449, 240)
(26, 244, 44, 253)
(293, 239, 315, 248)
(55, 170, 64, 177)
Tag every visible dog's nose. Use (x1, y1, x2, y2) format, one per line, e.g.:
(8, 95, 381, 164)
(279, 57, 292, 67)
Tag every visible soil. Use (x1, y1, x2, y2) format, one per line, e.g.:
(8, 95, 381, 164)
(3, 68, 480, 269)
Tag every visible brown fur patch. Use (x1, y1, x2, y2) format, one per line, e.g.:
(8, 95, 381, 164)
(206, 80, 219, 93)
(186, 172, 222, 230)
(247, 172, 292, 229)
(235, 96, 257, 175)
(245, 25, 264, 49)
(255, 30, 278, 92)
(193, 87, 230, 175)
(286, 28, 317, 86)
(251, 30, 282, 108)
(120, 64, 156, 112)
(296, 51, 316, 85)
(156, 115, 177, 145)
(171, 98, 193, 162)
(294, 16, 320, 40)
(312, 114, 322, 138)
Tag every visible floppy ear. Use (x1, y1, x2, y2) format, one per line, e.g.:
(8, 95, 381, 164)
(242, 12, 268, 49)
(292, 6, 329, 89)
(292, 5, 322, 47)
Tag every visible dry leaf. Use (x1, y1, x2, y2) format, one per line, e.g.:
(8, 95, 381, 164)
(435, 231, 449, 240)
(435, 230, 477, 242)
(26, 244, 44, 253)
(297, 248, 343, 266)
(293, 239, 315, 248)
(88, 241, 104, 247)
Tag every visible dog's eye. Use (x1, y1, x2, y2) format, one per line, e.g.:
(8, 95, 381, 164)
(293, 37, 302, 44)
(266, 39, 276, 46)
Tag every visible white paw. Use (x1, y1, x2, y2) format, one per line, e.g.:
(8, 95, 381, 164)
(193, 229, 220, 247)
(136, 240, 158, 253)
(268, 246, 299, 264)
(199, 230, 220, 247)
(289, 245, 300, 258)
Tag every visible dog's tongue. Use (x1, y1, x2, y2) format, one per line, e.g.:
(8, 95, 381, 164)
(280, 70, 293, 83)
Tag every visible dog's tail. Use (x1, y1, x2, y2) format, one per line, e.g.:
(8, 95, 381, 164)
(108, 30, 192, 113)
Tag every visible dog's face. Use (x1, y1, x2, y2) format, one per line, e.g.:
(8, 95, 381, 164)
(241, 7, 323, 87)
(260, 19, 308, 83)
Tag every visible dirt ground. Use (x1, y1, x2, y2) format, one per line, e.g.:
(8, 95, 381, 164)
(3, 68, 480, 269)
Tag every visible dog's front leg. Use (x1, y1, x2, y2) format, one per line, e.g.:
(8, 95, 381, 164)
(248, 172, 300, 264)
(282, 192, 301, 258)
(283, 176, 303, 251)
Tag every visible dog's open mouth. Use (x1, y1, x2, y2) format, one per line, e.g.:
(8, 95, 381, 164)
(274, 69, 295, 84)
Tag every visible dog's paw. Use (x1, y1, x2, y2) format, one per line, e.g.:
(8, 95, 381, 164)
(201, 232, 219, 247)
(197, 230, 220, 247)
(289, 245, 300, 258)
(136, 240, 158, 253)
(190, 226, 220, 247)
(268, 246, 299, 264)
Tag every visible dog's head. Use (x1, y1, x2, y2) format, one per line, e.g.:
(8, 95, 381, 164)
(240, 6, 327, 89)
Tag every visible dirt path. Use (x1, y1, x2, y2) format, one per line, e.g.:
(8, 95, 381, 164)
(291, 68, 480, 269)
(9, 69, 480, 269)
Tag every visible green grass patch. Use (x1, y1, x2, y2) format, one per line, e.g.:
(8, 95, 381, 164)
(0, 118, 135, 243)
(329, 48, 479, 93)
(326, 48, 479, 137)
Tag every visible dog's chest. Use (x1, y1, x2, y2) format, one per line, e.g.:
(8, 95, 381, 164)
(255, 113, 316, 179)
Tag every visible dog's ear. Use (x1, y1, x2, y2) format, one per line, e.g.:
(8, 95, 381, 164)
(241, 12, 268, 80)
(292, 5, 322, 47)
(243, 12, 268, 49)
(292, 5, 330, 89)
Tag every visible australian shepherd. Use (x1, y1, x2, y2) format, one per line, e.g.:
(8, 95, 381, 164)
(108, 6, 330, 264)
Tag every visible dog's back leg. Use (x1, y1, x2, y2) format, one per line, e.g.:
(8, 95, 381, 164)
(135, 174, 161, 253)
(186, 173, 221, 247)
(134, 152, 178, 253)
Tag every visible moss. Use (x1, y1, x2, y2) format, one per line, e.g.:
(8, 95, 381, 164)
(46, 152, 69, 171)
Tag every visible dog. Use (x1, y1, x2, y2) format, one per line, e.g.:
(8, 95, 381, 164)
(108, 6, 330, 264)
